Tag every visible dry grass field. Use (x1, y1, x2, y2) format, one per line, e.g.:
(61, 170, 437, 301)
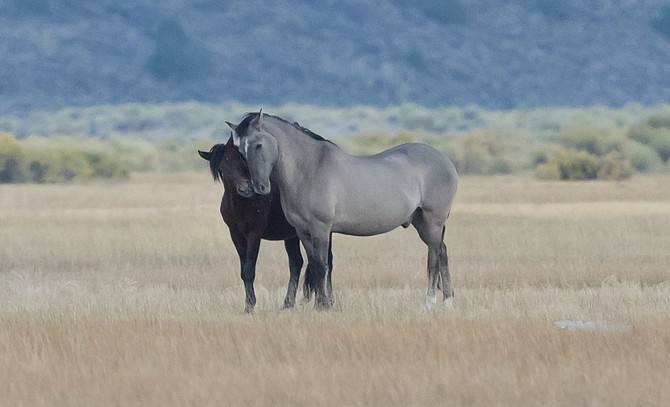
(1, 172, 669, 406)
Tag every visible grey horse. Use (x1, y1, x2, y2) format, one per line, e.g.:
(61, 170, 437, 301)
(228, 111, 458, 309)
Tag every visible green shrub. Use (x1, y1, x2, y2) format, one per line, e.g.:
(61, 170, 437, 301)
(86, 151, 128, 179)
(621, 139, 664, 172)
(458, 132, 512, 175)
(627, 124, 670, 162)
(646, 112, 670, 129)
(60, 151, 94, 180)
(557, 148, 599, 180)
(346, 131, 419, 153)
(535, 145, 634, 181)
(534, 160, 561, 180)
(109, 135, 158, 171)
(17, 136, 129, 183)
(596, 151, 634, 180)
(22, 150, 96, 182)
(558, 125, 623, 156)
(157, 139, 206, 172)
(24, 149, 63, 183)
(0, 132, 25, 183)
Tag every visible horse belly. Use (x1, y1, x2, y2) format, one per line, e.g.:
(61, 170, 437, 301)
(332, 192, 417, 236)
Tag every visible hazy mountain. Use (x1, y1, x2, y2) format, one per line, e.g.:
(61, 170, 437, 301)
(1, 0, 670, 115)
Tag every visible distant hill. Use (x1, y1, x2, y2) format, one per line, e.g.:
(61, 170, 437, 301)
(1, 0, 670, 115)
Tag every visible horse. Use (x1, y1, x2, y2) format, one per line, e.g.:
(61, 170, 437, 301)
(198, 135, 333, 312)
(228, 111, 458, 310)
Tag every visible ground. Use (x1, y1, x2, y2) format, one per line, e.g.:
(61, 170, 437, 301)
(1, 172, 669, 406)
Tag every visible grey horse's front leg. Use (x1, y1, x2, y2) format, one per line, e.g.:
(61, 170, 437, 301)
(298, 229, 332, 310)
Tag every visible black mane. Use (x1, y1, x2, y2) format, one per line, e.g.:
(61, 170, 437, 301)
(237, 112, 337, 146)
(207, 143, 226, 182)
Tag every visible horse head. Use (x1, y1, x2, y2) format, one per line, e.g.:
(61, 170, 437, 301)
(227, 109, 277, 196)
(198, 134, 254, 198)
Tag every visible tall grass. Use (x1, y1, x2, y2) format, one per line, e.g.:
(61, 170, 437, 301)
(1, 173, 669, 406)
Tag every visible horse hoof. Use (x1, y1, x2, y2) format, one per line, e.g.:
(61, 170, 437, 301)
(443, 297, 454, 310)
(425, 296, 437, 312)
(315, 301, 333, 311)
(244, 305, 255, 314)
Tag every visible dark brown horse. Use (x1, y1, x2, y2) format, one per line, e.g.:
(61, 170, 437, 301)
(199, 136, 332, 312)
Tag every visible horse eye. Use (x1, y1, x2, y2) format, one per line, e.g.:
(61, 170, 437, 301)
(255, 143, 262, 150)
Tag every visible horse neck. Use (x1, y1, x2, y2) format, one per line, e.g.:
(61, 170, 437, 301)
(266, 120, 325, 187)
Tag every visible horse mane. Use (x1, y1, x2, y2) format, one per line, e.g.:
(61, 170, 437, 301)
(206, 143, 226, 182)
(237, 112, 337, 146)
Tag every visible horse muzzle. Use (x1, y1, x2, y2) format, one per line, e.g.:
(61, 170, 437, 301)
(252, 181, 271, 195)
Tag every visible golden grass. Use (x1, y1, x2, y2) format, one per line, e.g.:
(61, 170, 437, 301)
(1, 172, 670, 406)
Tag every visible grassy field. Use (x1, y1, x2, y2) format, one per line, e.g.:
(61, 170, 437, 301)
(1, 172, 669, 406)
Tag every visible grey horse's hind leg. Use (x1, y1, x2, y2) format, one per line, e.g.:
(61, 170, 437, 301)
(411, 210, 444, 306)
(439, 241, 453, 300)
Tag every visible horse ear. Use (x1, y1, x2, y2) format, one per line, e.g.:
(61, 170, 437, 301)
(227, 122, 241, 146)
(198, 150, 212, 161)
(254, 108, 263, 129)
(226, 121, 238, 133)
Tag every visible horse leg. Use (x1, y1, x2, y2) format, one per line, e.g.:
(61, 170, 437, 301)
(326, 233, 334, 307)
(298, 228, 332, 310)
(303, 263, 314, 303)
(242, 237, 262, 313)
(302, 244, 316, 303)
(229, 230, 257, 313)
(303, 233, 333, 304)
(412, 211, 447, 308)
(283, 236, 304, 309)
(439, 236, 454, 300)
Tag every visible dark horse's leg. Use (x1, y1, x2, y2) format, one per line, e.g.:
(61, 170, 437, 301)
(230, 230, 261, 313)
(283, 236, 304, 308)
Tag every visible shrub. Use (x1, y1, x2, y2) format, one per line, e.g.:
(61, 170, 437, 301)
(345, 131, 420, 154)
(109, 135, 158, 171)
(0, 132, 25, 183)
(14, 136, 129, 183)
(596, 151, 634, 180)
(60, 151, 94, 180)
(534, 160, 561, 180)
(646, 112, 670, 129)
(627, 124, 670, 163)
(157, 139, 206, 172)
(535, 145, 633, 181)
(556, 148, 599, 180)
(458, 132, 512, 175)
(621, 139, 664, 172)
(558, 125, 623, 156)
(86, 151, 128, 179)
